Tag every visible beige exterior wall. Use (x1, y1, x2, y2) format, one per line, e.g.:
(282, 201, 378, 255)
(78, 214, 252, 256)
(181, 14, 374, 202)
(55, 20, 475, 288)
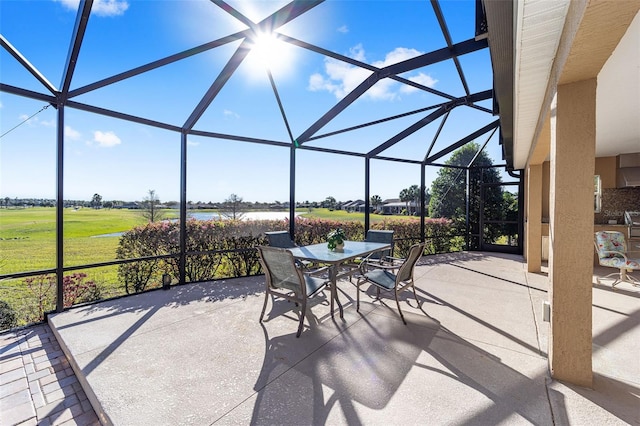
(518, 0, 639, 389)
(595, 156, 617, 189)
(548, 79, 595, 387)
(542, 161, 550, 223)
(540, 157, 620, 225)
(525, 165, 543, 272)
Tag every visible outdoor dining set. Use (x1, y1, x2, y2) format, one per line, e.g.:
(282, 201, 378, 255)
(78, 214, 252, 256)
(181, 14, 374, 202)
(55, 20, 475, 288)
(258, 230, 426, 337)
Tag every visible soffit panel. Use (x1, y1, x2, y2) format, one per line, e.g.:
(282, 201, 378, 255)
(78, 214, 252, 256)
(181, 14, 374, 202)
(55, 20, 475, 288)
(514, 0, 570, 169)
(560, 0, 640, 85)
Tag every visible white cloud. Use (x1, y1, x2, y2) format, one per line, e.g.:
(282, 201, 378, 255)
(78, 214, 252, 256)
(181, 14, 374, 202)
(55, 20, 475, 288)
(65, 125, 82, 140)
(55, 0, 129, 17)
(348, 44, 366, 62)
(223, 109, 239, 119)
(308, 45, 437, 101)
(13, 115, 59, 129)
(93, 0, 129, 16)
(92, 130, 121, 147)
(400, 72, 439, 94)
(372, 47, 422, 68)
(309, 45, 371, 98)
(18, 114, 33, 125)
(337, 25, 348, 34)
(17, 114, 46, 127)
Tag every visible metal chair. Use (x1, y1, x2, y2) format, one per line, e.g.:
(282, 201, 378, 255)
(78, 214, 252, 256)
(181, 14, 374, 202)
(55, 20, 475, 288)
(594, 231, 640, 288)
(265, 231, 296, 248)
(265, 230, 327, 273)
(257, 246, 329, 337)
(362, 229, 395, 265)
(356, 242, 425, 324)
(345, 229, 395, 282)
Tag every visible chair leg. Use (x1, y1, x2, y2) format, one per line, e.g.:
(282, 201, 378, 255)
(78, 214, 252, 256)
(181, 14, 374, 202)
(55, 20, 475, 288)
(259, 292, 270, 322)
(411, 284, 420, 307)
(296, 299, 306, 338)
(394, 291, 407, 325)
(356, 280, 361, 312)
(596, 270, 626, 289)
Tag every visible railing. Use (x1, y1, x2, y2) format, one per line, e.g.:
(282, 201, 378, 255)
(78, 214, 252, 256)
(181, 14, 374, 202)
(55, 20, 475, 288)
(0, 218, 464, 330)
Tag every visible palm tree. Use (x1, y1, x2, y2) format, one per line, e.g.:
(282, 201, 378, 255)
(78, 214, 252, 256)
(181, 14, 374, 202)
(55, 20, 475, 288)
(399, 188, 411, 215)
(371, 195, 382, 212)
(324, 196, 337, 210)
(408, 185, 420, 215)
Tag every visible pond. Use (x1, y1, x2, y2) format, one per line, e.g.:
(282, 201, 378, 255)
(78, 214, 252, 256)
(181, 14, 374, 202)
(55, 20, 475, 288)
(91, 212, 304, 237)
(188, 211, 304, 221)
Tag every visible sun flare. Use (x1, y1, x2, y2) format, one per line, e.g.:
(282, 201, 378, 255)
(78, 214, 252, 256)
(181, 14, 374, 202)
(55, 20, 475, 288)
(245, 31, 295, 81)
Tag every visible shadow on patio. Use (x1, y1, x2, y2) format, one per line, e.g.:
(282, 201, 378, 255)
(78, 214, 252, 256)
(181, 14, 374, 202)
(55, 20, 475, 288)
(45, 252, 639, 425)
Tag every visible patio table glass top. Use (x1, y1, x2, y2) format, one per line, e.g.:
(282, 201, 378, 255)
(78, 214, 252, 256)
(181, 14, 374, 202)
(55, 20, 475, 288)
(287, 240, 391, 264)
(287, 240, 392, 319)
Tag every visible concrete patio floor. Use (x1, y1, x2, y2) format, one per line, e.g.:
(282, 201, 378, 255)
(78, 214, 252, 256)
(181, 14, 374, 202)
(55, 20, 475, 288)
(4, 251, 640, 425)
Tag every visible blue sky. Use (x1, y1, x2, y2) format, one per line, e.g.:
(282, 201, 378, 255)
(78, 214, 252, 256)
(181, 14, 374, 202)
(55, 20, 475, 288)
(0, 0, 504, 204)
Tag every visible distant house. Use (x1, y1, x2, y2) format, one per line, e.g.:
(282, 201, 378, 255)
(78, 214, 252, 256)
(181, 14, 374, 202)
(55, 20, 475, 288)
(343, 200, 365, 212)
(119, 202, 141, 209)
(382, 200, 418, 215)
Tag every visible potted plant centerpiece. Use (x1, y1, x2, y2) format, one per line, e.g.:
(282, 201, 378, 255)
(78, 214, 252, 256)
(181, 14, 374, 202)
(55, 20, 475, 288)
(327, 228, 346, 252)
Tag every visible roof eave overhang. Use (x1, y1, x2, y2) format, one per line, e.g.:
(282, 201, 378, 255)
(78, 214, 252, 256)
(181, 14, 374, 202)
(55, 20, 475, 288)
(482, 0, 514, 169)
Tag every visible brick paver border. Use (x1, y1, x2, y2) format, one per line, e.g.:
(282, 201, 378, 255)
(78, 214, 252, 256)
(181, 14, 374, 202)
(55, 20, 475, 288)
(0, 324, 99, 426)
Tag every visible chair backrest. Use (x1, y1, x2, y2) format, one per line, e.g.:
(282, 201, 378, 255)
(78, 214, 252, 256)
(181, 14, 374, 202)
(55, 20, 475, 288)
(265, 231, 296, 249)
(257, 246, 305, 295)
(396, 243, 425, 283)
(365, 230, 394, 260)
(594, 231, 626, 260)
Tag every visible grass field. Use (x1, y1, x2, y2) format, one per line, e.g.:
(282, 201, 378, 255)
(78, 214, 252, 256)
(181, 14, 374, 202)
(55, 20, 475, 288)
(0, 206, 415, 327)
(1, 207, 155, 274)
(1, 207, 405, 275)
(1, 207, 415, 272)
(1, 207, 160, 325)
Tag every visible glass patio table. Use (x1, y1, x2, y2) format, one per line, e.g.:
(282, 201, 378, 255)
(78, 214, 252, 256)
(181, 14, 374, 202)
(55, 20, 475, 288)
(287, 240, 391, 319)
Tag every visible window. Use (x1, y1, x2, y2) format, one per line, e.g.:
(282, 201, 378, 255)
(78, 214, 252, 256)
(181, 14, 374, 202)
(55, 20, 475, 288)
(594, 175, 602, 213)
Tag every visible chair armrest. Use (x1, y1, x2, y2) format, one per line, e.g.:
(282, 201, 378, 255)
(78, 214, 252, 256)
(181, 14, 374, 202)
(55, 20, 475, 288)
(359, 260, 403, 275)
(597, 250, 628, 261)
(305, 266, 330, 277)
(382, 255, 404, 264)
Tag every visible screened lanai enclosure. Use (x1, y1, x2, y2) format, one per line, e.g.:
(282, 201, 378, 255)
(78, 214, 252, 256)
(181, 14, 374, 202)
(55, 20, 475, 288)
(0, 0, 522, 325)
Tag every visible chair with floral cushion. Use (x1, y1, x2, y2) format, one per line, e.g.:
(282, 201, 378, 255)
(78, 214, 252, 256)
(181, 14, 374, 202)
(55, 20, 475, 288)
(594, 231, 640, 289)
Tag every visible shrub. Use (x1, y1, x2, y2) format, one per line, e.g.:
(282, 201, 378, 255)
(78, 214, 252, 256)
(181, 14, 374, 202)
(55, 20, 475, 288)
(116, 222, 174, 293)
(116, 216, 458, 284)
(0, 300, 17, 331)
(63, 273, 101, 307)
(23, 273, 100, 322)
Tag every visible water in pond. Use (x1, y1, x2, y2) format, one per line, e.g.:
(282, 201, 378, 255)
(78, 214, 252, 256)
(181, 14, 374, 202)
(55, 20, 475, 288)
(91, 212, 304, 237)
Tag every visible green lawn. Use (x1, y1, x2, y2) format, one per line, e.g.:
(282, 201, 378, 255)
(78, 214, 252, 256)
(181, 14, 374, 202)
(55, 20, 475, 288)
(0, 207, 414, 275)
(0, 206, 417, 327)
(0, 207, 153, 274)
(1, 207, 170, 326)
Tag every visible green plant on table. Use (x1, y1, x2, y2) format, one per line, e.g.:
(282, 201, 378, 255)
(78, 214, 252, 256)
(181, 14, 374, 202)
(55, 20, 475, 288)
(327, 228, 346, 250)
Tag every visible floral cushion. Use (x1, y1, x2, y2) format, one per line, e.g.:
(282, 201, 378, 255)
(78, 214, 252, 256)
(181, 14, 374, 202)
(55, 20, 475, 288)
(598, 256, 640, 270)
(595, 231, 626, 259)
(594, 231, 640, 269)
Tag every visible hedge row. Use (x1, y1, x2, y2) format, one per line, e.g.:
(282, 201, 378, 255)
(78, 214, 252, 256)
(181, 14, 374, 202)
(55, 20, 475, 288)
(116, 216, 457, 293)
